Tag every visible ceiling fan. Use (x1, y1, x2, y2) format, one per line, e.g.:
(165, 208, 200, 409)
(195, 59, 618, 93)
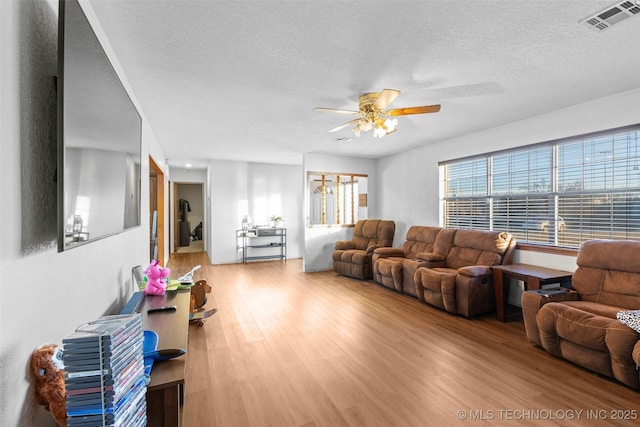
(314, 89, 441, 138)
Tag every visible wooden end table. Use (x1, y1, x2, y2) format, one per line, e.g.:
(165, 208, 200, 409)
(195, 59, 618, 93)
(492, 264, 573, 322)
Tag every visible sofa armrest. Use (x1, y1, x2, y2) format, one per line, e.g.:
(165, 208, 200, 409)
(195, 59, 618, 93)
(373, 247, 405, 258)
(413, 253, 446, 269)
(526, 288, 580, 303)
(335, 240, 356, 250)
(521, 289, 580, 346)
(366, 244, 380, 255)
(457, 265, 491, 278)
(415, 252, 446, 262)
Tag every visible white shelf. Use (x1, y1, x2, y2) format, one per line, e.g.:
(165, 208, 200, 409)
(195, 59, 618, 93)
(236, 228, 286, 262)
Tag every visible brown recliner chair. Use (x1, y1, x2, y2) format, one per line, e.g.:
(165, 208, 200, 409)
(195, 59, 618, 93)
(413, 229, 516, 317)
(333, 219, 395, 280)
(522, 239, 640, 389)
(372, 226, 455, 296)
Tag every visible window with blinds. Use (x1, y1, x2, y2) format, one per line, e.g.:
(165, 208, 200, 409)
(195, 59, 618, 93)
(440, 126, 640, 248)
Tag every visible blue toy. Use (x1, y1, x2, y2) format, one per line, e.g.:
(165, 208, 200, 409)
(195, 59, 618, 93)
(142, 330, 185, 383)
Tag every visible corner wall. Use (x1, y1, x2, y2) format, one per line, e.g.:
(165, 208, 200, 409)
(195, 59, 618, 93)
(208, 160, 303, 264)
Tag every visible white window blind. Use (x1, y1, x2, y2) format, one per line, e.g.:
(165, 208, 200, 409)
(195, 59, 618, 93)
(441, 126, 640, 248)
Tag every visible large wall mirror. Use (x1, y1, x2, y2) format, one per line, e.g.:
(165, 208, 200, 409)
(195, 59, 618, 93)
(307, 172, 368, 225)
(58, 0, 142, 251)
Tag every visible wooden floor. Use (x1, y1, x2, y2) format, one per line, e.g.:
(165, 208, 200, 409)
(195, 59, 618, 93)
(168, 253, 640, 427)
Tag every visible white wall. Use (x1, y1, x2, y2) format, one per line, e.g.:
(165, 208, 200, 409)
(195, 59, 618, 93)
(208, 160, 302, 264)
(302, 153, 379, 272)
(0, 1, 161, 425)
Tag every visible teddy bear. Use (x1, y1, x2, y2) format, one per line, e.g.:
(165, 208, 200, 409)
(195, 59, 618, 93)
(29, 344, 67, 427)
(144, 259, 170, 296)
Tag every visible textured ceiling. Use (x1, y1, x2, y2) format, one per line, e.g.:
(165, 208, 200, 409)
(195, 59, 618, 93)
(86, 0, 640, 168)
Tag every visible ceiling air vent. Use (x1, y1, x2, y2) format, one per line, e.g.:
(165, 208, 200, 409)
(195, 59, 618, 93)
(580, 0, 640, 31)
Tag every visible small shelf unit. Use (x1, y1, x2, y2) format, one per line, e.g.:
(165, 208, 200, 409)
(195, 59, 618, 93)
(237, 228, 286, 262)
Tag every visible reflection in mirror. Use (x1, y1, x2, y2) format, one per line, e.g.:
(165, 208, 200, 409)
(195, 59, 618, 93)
(59, 0, 142, 250)
(307, 173, 368, 225)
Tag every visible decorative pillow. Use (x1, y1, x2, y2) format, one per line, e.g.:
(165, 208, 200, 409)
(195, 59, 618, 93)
(616, 310, 640, 334)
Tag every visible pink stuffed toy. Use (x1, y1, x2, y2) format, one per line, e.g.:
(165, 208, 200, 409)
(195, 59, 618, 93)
(144, 260, 170, 296)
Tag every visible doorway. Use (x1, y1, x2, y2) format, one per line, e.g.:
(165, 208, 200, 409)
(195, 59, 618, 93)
(174, 182, 205, 253)
(149, 157, 165, 265)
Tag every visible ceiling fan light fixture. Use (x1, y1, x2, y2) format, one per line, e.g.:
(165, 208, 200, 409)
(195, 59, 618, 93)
(315, 88, 440, 139)
(383, 118, 398, 133)
(371, 117, 397, 138)
(353, 118, 372, 137)
(372, 126, 386, 138)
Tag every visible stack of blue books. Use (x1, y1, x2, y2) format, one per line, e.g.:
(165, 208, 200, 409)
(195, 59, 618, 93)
(63, 314, 147, 427)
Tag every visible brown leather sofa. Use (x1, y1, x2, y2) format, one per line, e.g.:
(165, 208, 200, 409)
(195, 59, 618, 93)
(522, 239, 640, 389)
(333, 219, 395, 280)
(372, 226, 455, 297)
(413, 229, 516, 317)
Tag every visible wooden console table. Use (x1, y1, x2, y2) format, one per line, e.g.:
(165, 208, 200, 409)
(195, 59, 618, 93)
(492, 264, 573, 322)
(140, 289, 190, 426)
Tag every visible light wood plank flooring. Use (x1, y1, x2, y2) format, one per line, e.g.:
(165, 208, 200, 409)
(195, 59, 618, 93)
(168, 253, 640, 426)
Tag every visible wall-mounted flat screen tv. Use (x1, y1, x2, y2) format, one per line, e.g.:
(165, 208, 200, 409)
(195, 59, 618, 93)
(58, 0, 142, 251)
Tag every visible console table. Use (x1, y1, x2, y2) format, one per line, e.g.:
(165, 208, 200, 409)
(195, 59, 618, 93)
(492, 264, 573, 322)
(236, 228, 286, 262)
(139, 289, 190, 426)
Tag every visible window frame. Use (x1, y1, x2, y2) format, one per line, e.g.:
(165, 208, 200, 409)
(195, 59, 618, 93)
(440, 125, 640, 254)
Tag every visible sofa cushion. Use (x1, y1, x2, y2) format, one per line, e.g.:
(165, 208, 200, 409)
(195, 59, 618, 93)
(560, 300, 623, 319)
(572, 268, 640, 309)
(416, 267, 458, 312)
(538, 301, 640, 387)
(539, 303, 615, 353)
(402, 226, 443, 258)
(376, 257, 407, 276)
(445, 229, 512, 269)
(351, 219, 395, 251)
(572, 240, 640, 309)
(351, 219, 374, 250)
(338, 249, 370, 265)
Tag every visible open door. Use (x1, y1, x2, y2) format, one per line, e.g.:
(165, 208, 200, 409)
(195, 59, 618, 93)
(149, 157, 165, 265)
(174, 182, 205, 253)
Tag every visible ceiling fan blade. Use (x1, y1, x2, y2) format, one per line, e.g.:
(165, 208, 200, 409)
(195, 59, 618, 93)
(373, 89, 400, 110)
(386, 104, 441, 116)
(314, 107, 360, 115)
(328, 118, 360, 133)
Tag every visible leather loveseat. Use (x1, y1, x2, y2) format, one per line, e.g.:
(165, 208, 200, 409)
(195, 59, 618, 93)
(372, 226, 455, 297)
(333, 219, 395, 280)
(522, 239, 640, 389)
(413, 229, 516, 317)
